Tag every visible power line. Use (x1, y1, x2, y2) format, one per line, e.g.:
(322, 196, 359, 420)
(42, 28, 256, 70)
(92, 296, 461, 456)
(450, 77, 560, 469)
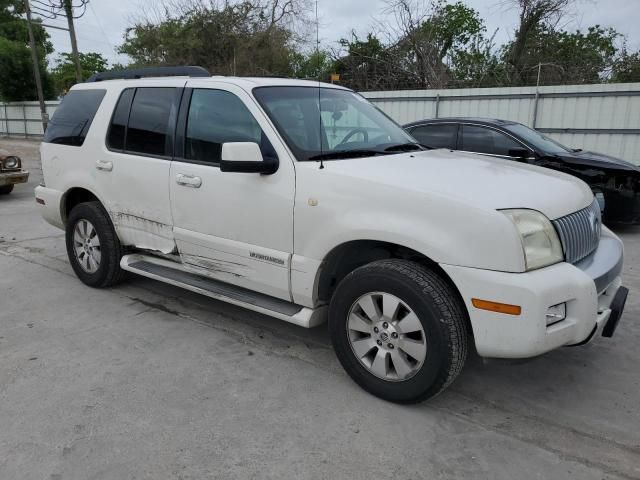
(88, 1, 115, 55)
(31, 0, 89, 82)
(31, 0, 88, 19)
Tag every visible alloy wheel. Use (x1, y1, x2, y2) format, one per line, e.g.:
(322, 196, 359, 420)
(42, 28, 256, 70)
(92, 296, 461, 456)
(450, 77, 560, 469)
(347, 292, 427, 381)
(73, 219, 102, 273)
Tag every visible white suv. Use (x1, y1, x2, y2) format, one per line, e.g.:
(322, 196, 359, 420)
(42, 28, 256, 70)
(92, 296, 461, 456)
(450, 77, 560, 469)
(36, 67, 628, 403)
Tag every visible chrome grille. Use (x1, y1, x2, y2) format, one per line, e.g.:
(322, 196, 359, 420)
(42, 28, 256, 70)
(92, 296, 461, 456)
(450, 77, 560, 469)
(553, 199, 602, 264)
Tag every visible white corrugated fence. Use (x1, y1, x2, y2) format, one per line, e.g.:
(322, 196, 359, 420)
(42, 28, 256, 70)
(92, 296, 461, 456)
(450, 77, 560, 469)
(2, 82, 640, 165)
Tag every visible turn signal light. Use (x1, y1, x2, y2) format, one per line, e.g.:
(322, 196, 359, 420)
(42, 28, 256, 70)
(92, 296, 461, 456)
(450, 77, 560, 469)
(471, 298, 522, 316)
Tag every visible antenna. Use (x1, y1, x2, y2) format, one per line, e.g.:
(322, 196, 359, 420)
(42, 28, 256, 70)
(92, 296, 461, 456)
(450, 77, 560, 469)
(315, 0, 324, 169)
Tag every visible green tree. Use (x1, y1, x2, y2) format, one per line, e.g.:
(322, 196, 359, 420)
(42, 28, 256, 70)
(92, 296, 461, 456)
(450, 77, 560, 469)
(333, 32, 397, 90)
(500, 25, 619, 85)
(338, 1, 489, 89)
(423, 1, 485, 63)
(51, 52, 109, 94)
(0, 0, 54, 101)
(119, 0, 309, 77)
(612, 49, 640, 83)
(449, 38, 506, 87)
(290, 49, 333, 80)
(504, 0, 574, 84)
(431, 2, 501, 86)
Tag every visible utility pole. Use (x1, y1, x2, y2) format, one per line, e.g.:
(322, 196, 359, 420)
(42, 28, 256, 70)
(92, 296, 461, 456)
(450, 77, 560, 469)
(24, 0, 48, 132)
(532, 62, 542, 129)
(63, 0, 82, 83)
(528, 62, 565, 129)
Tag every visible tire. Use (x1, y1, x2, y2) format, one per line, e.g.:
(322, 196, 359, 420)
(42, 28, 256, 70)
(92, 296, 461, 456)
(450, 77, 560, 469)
(0, 185, 14, 195)
(329, 259, 468, 403)
(65, 201, 126, 288)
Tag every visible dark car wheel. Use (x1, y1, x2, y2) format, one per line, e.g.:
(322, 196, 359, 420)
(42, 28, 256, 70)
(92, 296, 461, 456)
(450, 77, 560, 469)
(329, 259, 469, 403)
(65, 201, 126, 288)
(0, 185, 14, 195)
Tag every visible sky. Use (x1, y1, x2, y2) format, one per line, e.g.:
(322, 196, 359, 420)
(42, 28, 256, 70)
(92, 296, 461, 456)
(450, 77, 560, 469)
(42, 0, 640, 67)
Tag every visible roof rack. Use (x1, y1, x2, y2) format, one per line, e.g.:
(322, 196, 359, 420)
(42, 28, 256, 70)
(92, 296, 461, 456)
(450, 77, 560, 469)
(86, 66, 211, 82)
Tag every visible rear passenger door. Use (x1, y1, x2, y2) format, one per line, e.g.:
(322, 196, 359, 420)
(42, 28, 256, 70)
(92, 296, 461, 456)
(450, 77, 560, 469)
(169, 81, 295, 301)
(97, 81, 184, 253)
(407, 123, 458, 149)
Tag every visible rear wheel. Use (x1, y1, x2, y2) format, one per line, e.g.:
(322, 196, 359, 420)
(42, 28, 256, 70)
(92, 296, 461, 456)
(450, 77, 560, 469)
(65, 201, 126, 288)
(329, 259, 468, 403)
(0, 185, 14, 195)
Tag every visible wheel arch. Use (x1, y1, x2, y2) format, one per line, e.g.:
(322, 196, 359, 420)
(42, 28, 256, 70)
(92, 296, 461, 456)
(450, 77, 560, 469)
(60, 187, 104, 225)
(316, 240, 471, 332)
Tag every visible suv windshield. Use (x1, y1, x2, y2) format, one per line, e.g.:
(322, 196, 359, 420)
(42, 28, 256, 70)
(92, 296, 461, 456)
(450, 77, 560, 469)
(504, 122, 571, 155)
(253, 86, 419, 161)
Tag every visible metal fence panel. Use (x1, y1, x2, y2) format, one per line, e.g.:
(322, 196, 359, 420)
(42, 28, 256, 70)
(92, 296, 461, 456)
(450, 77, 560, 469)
(0, 101, 59, 138)
(2, 83, 640, 165)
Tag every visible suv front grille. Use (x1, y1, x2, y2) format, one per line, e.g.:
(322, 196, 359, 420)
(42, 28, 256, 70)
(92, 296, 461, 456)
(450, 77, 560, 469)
(553, 199, 602, 264)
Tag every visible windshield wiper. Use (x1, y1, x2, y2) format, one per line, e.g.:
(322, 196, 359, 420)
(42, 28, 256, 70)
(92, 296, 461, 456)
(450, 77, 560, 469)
(383, 142, 426, 152)
(307, 149, 387, 161)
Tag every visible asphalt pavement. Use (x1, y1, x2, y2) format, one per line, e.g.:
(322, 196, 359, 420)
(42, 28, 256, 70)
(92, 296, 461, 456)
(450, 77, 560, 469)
(1, 138, 639, 480)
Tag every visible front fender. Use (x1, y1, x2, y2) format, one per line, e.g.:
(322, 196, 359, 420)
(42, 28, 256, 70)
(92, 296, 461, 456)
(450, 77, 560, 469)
(294, 164, 526, 273)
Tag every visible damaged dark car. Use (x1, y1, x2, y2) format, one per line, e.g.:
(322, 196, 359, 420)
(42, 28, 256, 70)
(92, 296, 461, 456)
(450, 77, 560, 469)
(404, 117, 640, 224)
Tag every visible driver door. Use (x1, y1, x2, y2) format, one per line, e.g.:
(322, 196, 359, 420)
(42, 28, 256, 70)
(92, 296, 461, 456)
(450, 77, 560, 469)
(169, 81, 296, 301)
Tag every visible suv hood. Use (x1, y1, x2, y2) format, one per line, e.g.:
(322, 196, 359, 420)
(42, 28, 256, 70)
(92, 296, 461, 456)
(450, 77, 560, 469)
(324, 149, 593, 220)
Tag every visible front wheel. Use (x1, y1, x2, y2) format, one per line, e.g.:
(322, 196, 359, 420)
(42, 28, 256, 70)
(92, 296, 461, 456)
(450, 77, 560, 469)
(329, 259, 469, 403)
(0, 185, 14, 195)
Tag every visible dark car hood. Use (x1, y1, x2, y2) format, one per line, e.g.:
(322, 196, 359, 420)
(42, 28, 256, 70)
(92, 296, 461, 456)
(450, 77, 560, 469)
(554, 150, 640, 172)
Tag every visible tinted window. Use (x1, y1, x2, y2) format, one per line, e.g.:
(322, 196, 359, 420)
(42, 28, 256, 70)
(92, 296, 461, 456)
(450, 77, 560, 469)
(461, 125, 523, 156)
(409, 124, 457, 149)
(504, 123, 570, 154)
(126, 88, 176, 156)
(43, 89, 105, 146)
(185, 89, 268, 163)
(107, 88, 134, 151)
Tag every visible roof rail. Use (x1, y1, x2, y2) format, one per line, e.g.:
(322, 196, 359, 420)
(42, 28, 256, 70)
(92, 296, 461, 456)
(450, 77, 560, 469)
(86, 66, 211, 82)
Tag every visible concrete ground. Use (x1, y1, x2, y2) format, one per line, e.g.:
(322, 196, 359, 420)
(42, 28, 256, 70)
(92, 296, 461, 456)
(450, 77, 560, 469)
(1, 137, 639, 480)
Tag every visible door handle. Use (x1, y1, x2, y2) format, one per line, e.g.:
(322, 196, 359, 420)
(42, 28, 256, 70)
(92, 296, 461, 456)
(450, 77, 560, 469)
(95, 160, 113, 171)
(176, 173, 202, 188)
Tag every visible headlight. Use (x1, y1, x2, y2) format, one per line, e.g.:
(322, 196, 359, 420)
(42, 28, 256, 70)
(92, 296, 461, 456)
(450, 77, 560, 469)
(502, 209, 564, 271)
(3, 156, 20, 169)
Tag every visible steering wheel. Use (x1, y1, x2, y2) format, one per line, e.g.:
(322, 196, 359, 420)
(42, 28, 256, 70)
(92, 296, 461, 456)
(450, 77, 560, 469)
(337, 128, 369, 146)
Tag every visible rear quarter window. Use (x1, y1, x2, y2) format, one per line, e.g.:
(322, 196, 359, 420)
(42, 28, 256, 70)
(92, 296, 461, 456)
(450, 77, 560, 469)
(43, 89, 106, 146)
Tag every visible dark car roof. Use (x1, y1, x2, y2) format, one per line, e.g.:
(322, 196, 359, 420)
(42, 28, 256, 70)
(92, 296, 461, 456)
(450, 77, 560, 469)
(403, 117, 517, 128)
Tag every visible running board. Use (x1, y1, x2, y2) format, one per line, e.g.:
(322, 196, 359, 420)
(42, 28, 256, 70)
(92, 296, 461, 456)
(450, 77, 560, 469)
(120, 254, 325, 328)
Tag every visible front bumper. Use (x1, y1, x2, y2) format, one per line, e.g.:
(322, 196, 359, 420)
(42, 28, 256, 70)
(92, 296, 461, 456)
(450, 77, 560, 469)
(0, 170, 29, 186)
(441, 227, 626, 358)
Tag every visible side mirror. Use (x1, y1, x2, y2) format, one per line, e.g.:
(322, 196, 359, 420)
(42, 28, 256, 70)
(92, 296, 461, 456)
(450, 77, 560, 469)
(508, 148, 532, 159)
(220, 142, 277, 174)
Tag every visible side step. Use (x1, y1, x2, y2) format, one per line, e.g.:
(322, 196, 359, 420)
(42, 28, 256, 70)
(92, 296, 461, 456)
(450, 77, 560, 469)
(120, 254, 326, 328)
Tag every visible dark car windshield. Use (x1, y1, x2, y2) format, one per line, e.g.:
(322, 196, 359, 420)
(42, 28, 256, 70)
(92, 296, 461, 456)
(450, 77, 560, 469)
(253, 86, 417, 161)
(504, 122, 571, 155)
